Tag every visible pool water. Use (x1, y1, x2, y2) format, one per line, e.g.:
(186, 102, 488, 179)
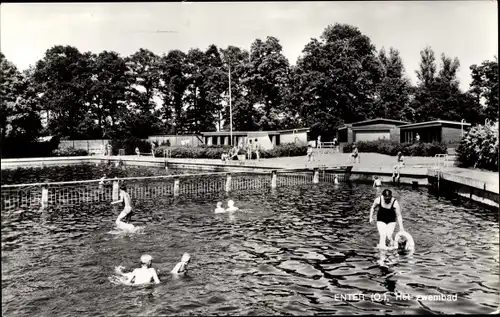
(1, 164, 191, 185)
(2, 183, 499, 316)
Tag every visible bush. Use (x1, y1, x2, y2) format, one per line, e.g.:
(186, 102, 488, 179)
(456, 122, 499, 171)
(153, 144, 307, 159)
(52, 147, 89, 157)
(110, 137, 152, 155)
(1, 136, 61, 158)
(342, 140, 447, 156)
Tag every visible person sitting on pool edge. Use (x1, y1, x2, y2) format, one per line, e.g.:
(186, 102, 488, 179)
(226, 200, 239, 212)
(214, 202, 226, 213)
(115, 254, 160, 285)
(111, 184, 134, 227)
(171, 253, 191, 275)
(369, 189, 404, 250)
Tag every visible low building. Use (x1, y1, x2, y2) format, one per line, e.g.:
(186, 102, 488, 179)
(398, 120, 471, 146)
(200, 128, 310, 150)
(338, 118, 409, 143)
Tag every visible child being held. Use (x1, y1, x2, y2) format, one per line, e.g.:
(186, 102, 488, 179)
(226, 200, 239, 212)
(214, 202, 226, 213)
(171, 253, 191, 275)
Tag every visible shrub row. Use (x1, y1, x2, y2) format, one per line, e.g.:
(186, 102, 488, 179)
(456, 122, 499, 171)
(1, 137, 61, 158)
(110, 137, 153, 155)
(342, 140, 447, 156)
(154, 143, 308, 159)
(52, 147, 89, 157)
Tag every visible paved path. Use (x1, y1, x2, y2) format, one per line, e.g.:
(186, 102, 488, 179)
(2, 152, 497, 193)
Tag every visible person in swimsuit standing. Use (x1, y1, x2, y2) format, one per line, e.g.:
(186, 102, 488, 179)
(369, 189, 404, 249)
(111, 184, 134, 226)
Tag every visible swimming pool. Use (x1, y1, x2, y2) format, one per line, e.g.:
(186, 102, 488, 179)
(2, 182, 499, 315)
(1, 164, 192, 185)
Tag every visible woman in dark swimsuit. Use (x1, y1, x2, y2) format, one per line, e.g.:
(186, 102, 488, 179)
(369, 189, 404, 249)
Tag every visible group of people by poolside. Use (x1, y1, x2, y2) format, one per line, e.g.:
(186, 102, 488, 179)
(221, 138, 261, 163)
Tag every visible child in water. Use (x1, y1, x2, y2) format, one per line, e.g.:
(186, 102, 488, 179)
(171, 253, 191, 275)
(214, 202, 226, 213)
(373, 176, 382, 187)
(226, 200, 239, 212)
(115, 254, 160, 285)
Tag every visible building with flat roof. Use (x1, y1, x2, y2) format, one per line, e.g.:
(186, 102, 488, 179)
(338, 118, 409, 143)
(338, 118, 471, 147)
(398, 120, 471, 145)
(200, 128, 310, 150)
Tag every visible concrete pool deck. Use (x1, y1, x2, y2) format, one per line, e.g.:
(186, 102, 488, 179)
(1, 152, 498, 195)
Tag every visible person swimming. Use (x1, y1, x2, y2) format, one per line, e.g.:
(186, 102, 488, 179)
(116, 254, 160, 285)
(214, 202, 226, 213)
(226, 200, 239, 212)
(170, 253, 191, 275)
(373, 176, 382, 187)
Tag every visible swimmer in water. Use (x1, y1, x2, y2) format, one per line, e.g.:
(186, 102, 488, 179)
(111, 184, 134, 227)
(369, 189, 404, 250)
(214, 202, 226, 213)
(333, 175, 339, 184)
(171, 253, 191, 275)
(226, 200, 239, 212)
(117, 254, 160, 285)
(373, 176, 382, 188)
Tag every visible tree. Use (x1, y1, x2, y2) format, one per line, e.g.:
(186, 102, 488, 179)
(289, 23, 383, 139)
(0, 53, 42, 142)
(220, 45, 259, 132)
(374, 47, 412, 121)
(158, 50, 189, 134)
(87, 51, 130, 138)
(124, 49, 162, 137)
(32, 45, 93, 139)
(245, 36, 290, 130)
(184, 45, 226, 134)
(412, 48, 484, 124)
(470, 57, 499, 121)
(415, 46, 437, 89)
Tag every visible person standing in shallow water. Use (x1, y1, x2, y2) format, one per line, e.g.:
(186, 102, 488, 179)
(112, 184, 134, 225)
(369, 189, 404, 250)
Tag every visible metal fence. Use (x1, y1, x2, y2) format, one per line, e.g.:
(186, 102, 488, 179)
(1, 169, 349, 212)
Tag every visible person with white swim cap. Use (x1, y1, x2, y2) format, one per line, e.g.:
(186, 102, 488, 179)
(394, 230, 415, 252)
(116, 254, 160, 285)
(171, 253, 191, 275)
(226, 200, 239, 212)
(214, 202, 226, 213)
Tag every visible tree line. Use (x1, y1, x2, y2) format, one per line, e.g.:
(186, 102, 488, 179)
(1, 23, 498, 144)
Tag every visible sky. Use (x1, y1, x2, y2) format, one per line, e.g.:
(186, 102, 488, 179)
(1, 1, 497, 91)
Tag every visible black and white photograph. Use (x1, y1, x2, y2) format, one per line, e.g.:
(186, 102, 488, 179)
(1, 1, 498, 315)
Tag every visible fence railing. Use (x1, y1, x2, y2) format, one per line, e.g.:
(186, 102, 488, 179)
(1, 169, 349, 212)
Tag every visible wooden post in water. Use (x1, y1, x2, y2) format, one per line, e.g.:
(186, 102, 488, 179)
(226, 173, 232, 192)
(313, 168, 319, 184)
(174, 178, 180, 196)
(271, 170, 277, 189)
(112, 178, 119, 201)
